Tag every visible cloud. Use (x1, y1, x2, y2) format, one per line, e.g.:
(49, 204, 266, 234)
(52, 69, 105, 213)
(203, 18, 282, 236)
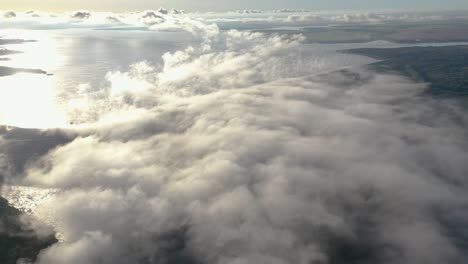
(0, 9, 203, 32)
(70, 11, 91, 20)
(286, 14, 325, 23)
(28, 70, 468, 263)
(328, 12, 444, 23)
(0, 127, 73, 185)
(3, 11, 16, 18)
(286, 12, 448, 24)
(0, 10, 461, 32)
(0, 147, 8, 192)
(157, 8, 169, 15)
(37, 231, 114, 263)
(236, 9, 264, 14)
(105, 16, 122, 24)
(234, 9, 311, 14)
(274, 9, 310, 13)
(199, 11, 455, 27)
(0, 25, 462, 264)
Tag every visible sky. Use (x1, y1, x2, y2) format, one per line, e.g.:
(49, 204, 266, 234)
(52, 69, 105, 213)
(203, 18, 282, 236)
(1, 0, 468, 12)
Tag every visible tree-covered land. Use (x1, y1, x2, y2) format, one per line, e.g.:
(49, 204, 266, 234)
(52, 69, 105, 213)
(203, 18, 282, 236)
(0, 197, 57, 264)
(347, 45, 468, 98)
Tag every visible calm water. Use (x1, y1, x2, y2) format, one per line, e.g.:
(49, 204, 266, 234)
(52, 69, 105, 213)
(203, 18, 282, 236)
(1, 28, 467, 128)
(0, 29, 195, 128)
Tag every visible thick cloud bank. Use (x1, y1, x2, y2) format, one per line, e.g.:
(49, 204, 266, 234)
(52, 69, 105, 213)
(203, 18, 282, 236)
(1, 13, 468, 264)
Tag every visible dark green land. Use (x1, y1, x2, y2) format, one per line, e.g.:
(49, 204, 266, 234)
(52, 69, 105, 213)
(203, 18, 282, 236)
(0, 197, 57, 264)
(256, 22, 468, 44)
(346, 45, 468, 97)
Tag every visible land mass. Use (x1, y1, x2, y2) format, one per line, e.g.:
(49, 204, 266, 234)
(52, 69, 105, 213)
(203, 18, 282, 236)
(0, 197, 57, 264)
(0, 66, 49, 77)
(0, 39, 36, 45)
(256, 21, 468, 44)
(346, 45, 468, 98)
(0, 48, 21, 57)
(0, 38, 50, 77)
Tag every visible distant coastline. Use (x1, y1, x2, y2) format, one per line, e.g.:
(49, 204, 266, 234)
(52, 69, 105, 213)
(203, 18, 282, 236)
(345, 45, 468, 98)
(0, 38, 50, 77)
(254, 21, 468, 44)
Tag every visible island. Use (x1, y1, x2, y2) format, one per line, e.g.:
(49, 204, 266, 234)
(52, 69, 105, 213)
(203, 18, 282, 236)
(0, 38, 50, 77)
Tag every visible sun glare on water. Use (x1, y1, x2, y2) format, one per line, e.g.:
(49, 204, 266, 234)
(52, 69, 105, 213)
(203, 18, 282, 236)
(0, 73, 68, 128)
(0, 30, 68, 129)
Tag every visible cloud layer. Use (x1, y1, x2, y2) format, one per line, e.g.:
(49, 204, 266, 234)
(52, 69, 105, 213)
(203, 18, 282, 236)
(0, 9, 466, 31)
(1, 10, 468, 264)
(0, 9, 208, 32)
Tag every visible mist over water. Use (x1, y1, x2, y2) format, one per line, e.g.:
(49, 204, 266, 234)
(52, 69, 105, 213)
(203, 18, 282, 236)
(1, 9, 468, 264)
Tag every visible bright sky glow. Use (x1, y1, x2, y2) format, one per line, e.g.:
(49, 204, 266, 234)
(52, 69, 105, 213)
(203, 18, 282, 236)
(0, 0, 467, 12)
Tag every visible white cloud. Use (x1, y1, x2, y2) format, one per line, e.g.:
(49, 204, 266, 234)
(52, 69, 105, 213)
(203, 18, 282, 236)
(0, 10, 459, 31)
(2, 11, 16, 18)
(9, 27, 466, 264)
(0, 9, 213, 33)
(69, 11, 91, 20)
(199, 11, 454, 26)
(1, 9, 467, 264)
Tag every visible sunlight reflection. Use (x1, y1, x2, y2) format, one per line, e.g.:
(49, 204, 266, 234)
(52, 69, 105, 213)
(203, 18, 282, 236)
(2, 185, 65, 241)
(0, 73, 68, 128)
(0, 30, 68, 128)
(0, 30, 64, 71)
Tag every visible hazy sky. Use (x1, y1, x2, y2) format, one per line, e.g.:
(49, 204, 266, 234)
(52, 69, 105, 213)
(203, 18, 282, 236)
(1, 0, 468, 12)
